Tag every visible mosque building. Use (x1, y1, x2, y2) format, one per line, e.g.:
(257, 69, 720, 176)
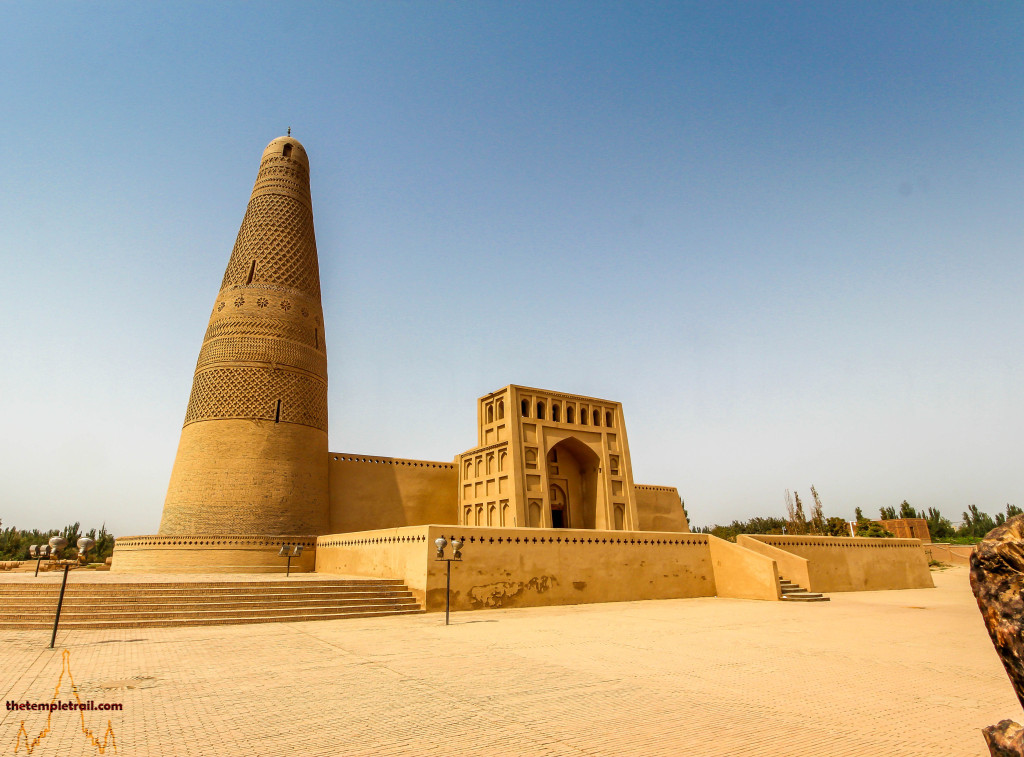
(112, 136, 930, 611)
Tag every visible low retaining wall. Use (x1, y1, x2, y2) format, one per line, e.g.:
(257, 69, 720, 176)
(111, 535, 318, 573)
(923, 543, 974, 567)
(736, 536, 811, 589)
(316, 526, 718, 611)
(744, 535, 933, 592)
(708, 536, 780, 600)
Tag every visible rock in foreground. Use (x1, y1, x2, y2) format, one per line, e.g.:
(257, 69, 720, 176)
(970, 513, 1024, 756)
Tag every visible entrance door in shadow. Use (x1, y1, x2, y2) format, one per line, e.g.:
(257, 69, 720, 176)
(550, 484, 568, 528)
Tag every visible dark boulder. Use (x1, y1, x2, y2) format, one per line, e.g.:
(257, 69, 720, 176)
(970, 513, 1024, 756)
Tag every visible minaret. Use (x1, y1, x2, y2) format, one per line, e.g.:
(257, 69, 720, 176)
(158, 136, 330, 537)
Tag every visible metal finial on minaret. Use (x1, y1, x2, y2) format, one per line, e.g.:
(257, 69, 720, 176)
(287, 126, 291, 136)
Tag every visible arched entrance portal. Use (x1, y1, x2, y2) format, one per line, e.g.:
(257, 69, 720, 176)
(546, 438, 600, 529)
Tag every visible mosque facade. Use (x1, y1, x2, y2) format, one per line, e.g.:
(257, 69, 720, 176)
(113, 135, 687, 575)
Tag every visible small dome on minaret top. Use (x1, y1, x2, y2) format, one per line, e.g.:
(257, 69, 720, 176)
(262, 135, 309, 171)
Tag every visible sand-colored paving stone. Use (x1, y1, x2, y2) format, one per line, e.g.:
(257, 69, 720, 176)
(1, 566, 1018, 756)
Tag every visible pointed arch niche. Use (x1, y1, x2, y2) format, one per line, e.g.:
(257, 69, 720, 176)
(545, 437, 600, 529)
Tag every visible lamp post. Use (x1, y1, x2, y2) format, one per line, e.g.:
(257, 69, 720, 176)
(28, 544, 51, 577)
(434, 537, 463, 626)
(47, 537, 95, 649)
(47, 537, 69, 649)
(278, 544, 303, 576)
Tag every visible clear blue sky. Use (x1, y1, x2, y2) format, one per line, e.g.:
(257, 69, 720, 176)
(2, 2, 1021, 535)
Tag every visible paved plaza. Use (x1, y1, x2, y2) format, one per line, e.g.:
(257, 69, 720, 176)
(1, 566, 1018, 756)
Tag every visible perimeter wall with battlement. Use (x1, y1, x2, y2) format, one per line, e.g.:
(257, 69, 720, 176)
(315, 526, 782, 611)
(327, 454, 459, 533)
(634, 485, 690, 532)
(738, 534, 934, 592)
(111, 535, 318, 573)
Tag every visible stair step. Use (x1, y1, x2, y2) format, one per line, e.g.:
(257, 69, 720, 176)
(782, 593, 830, 602)
(777, 576, 829, 602)
(0, 578, 423, 628)
(0, 607, 426, 629)
(0, 599, 421, 621)
(0, 581, 405, 595)
(0, 598, 415, 613)
(0, 590, 414, 605)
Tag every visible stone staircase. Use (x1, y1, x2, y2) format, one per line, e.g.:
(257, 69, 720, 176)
(0, 578, 423, 629)
(778, 575, 829, 602)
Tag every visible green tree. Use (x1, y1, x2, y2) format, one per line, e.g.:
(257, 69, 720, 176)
(925, 507, 954, 540)
(0, 525, 61, 561)
(792, 492, 808, 535)
(899, 500, 918, 519)
(60, 522, 83, 560)
(879, 506, 897, 520)
(692, 516, 789, 542)
(854, 507, 865, 522)
(824, 516, 850, 537)
(84, 524, 115, 562)
(857, 521, 895, 538)
(995, 504, 1022, 527)
(740, 517, 788, 534)
(959, 505, 996, 539)
(809, 485, 825, 535)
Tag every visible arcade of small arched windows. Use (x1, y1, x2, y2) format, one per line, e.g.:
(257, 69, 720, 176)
(517, 395, 615, 429)
(463, 499, 512, 527)
(459, 443, 510, 527)
(481, 397, 509, 445)
(482, 398, 506, 426)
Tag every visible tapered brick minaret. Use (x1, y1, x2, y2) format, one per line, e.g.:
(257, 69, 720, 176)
(159, 136, 330, 537)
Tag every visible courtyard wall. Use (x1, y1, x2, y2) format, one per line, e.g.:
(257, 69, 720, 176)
(742, 534, 933, 592)
(316, 526, 718, 611)
(111, 535, 318, 573)
(634, 485, 691, 532)
(327, 454, 458, 533)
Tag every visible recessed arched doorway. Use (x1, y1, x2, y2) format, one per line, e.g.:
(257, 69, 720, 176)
(550, 484, 568, 528)
(546, 437, 599, 529)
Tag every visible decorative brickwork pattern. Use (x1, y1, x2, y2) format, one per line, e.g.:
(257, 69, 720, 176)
(251, 156, 311, 203)
(204, 317, 320, 349)
(184, 367, 327, 431)
(219, 194, 321, 296)
(195, 336, 327, 376)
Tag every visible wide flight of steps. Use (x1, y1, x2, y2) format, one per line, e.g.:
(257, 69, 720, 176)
(778, 576, 829, 602)
(0, 578, 423, 629)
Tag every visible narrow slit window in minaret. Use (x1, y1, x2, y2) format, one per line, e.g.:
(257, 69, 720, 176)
(246, 259, 256, 285)
(283, 144, 292, 158)
(275, 400, 281, 423)
(314, 328, 319, 349)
